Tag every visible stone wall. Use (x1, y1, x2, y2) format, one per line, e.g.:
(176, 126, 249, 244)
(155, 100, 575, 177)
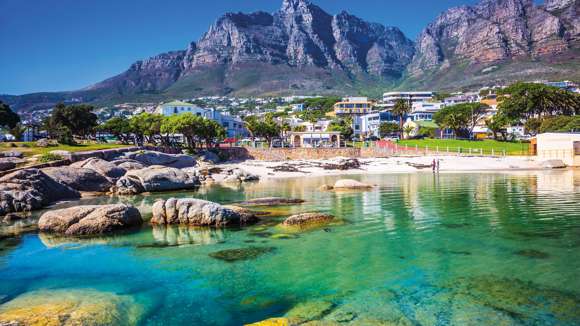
(217, 147, 395, 161)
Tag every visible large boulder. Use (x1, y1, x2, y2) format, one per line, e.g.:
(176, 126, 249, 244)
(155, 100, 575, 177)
(38, 204, 143, 236)
(283, 213, 335, 226)
(0, 159, 16, 171)
(0, 169, 80, 216)
(0, 289, 142, 326)
(124, 151, 196, 168)
(42, 166, 113, 192)
(113, 166, 200, 195)
(239, 197, 305, 207)
(541, 159, 566, 169)
(71, 157, 126, 179)
(151, 198, 258, 227)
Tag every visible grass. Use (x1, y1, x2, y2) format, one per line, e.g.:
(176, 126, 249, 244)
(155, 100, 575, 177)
(0, 142, 133, 157)
(397, 139, 531, 155)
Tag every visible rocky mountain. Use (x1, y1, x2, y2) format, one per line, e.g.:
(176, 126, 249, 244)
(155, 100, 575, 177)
(86, 0, 415, 100)
(404, 0, 580, 89)
(3, 0, 579, 111)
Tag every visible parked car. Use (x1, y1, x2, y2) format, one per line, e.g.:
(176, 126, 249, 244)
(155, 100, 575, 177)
(383, 136, 400, 142)
(364, 136, 380, 141)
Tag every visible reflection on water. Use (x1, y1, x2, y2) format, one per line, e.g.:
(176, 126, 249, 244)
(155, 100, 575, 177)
(0, 170, 579, 325)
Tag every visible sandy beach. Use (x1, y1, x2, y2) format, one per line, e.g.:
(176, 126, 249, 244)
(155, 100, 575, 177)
(219, 155, 546, 180)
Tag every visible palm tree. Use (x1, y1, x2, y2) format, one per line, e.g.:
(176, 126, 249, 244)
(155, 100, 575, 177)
(392, 99, 412, 136)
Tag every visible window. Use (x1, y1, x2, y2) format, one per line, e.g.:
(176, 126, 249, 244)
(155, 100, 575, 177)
(173, 107, 178, 114)
(196, 113, 201, 116)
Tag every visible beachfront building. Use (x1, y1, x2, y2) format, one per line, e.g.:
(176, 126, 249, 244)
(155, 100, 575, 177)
(408, 102, 446, 121)
(353, 113, 381, 138)
(288, 131, 341, 148)
(333, 97, 374, 116)
(156, 100, 247, 138)
(382, 91, 434, 108)
(535, 133, 580, 167)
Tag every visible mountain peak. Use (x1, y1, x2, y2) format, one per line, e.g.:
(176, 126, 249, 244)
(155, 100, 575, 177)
(281, 0, 311, 11)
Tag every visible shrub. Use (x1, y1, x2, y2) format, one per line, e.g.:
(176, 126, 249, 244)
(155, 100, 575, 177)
(38, 153, 63, 163)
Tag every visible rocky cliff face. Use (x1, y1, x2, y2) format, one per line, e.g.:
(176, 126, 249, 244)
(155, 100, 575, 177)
(408, 0, 579, 79)
(88, 0, 414, 96)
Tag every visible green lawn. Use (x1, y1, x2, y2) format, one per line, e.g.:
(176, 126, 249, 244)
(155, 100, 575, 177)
(0, 142, 133, 157)
(397, 139, 531, 155)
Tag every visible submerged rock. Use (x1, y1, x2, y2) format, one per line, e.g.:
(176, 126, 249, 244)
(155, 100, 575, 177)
(282, 213, 335, 227)
(71, 157, 126, 179)
(449, 275, 580, 322)
(332, 179, 373, 190)
(38, 204, 143, 236)
(0, 289, 142, 326)
(209, 246, 275, 262)
(240, 197, 305, 207)
(113, 166, 200, 195)
(151, 198, 258, 227)
(0, 169, 80, 216)
(42, 166, 113, 192)
(212, 168, 260, 183)
(515, 249, 550, 259)
(286, 300, 335, 321)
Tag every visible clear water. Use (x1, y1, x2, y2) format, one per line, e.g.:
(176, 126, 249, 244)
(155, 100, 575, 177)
(1, 171, 580, 325)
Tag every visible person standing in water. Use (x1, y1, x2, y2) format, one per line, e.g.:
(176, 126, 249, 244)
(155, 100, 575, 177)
(436, 159, 441, 172)
(432, 159, 437, 173)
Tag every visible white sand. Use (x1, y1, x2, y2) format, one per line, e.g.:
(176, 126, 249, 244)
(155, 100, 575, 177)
(221, 155, 545, 180)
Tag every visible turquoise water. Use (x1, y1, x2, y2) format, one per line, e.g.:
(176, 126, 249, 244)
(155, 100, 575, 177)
(1, 171, 580, 325)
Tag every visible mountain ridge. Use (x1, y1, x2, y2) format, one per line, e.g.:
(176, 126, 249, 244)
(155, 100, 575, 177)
(3, 0, 579, 112)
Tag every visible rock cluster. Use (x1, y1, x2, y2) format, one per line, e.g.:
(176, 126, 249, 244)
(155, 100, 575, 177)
(0, 169, 80, 216)
(38, 204, 143, 236)
(151, 198, 258, 227)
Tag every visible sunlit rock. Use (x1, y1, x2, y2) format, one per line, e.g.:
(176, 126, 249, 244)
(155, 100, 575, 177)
(0, 289, 143, 326)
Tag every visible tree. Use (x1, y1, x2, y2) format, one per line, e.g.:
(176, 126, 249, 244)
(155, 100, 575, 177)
(98, 117, 132, 144)
(292, 125, 307, 132)
(403, 125, 415, 139)
(433, 103, 489, 138)
(9, 124, 26, 141)
(199, 118, 226, 148)
(243, 116, 281, 146)
(0, 101, 20, 129)
(379, 122, 400, 138)
(486, 114, 511, 140)
(538, 116, 580, 133)
(161, 113, 202, 148)
(498, 82, 580, 120)
(327, 118, 353, 140)
(523, 117, 542, 136)
(49, 103, 98, 139)
(129, 113, 163, 145)
(391, 99, 411, 132)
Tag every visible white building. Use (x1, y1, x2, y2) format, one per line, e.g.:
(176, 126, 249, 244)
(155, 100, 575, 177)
(409, 102, 446, 121)
(536, 133, 580, 167)
(353, 113, 381, 138)
(156, 100, 247, 138)
(382, 91, 434, 108)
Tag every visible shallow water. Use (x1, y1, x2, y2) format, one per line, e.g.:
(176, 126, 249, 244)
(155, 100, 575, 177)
(1, 170, 580, 325)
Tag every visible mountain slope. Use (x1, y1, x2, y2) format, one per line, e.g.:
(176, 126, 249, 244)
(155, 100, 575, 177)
(403, 0, 580, 89)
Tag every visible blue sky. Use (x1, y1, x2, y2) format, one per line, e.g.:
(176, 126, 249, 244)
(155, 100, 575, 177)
(0, 0, 479, 95)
